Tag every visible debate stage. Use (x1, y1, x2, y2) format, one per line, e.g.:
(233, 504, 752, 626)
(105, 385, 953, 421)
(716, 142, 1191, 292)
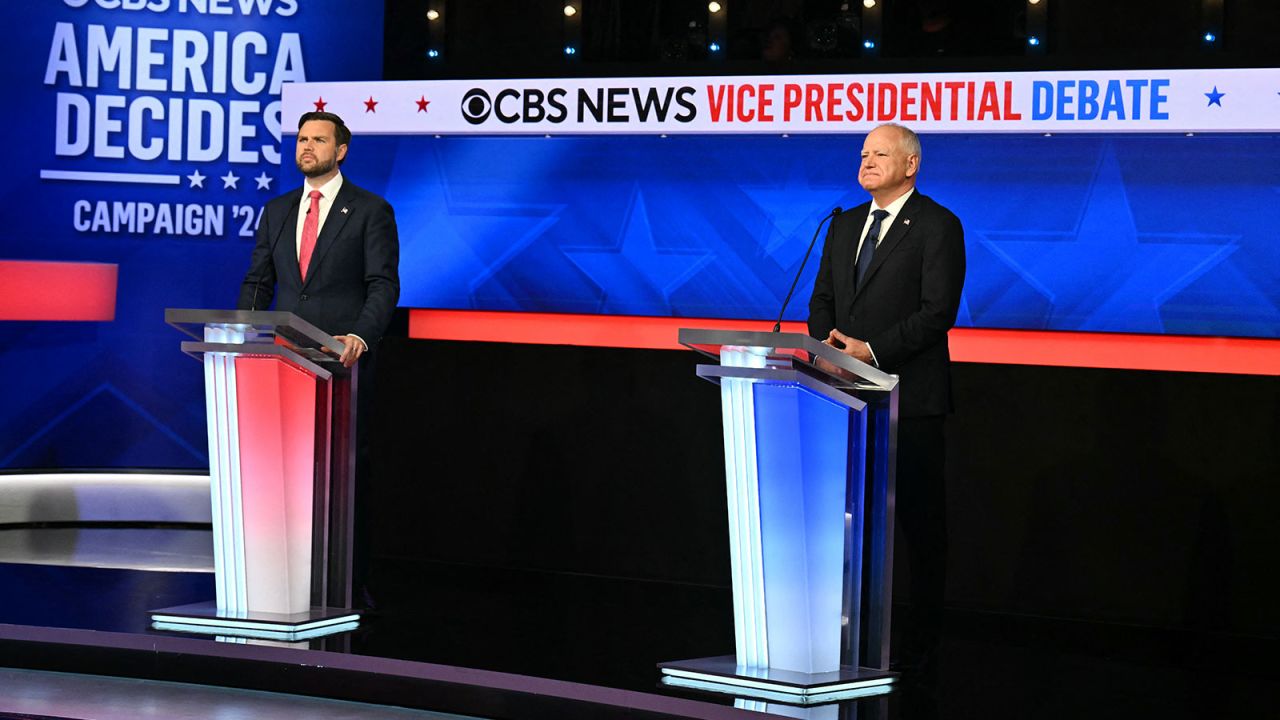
(3, 537, 1279, 719)
(3, 337, 1278, 719)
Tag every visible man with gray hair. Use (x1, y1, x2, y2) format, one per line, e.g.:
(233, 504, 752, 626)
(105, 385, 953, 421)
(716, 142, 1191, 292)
(807, 122, 966, 673)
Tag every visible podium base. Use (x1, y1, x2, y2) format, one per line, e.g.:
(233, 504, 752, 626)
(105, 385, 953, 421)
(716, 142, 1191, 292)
(658, 655, 895, 705)
(149, 602, 360, 642)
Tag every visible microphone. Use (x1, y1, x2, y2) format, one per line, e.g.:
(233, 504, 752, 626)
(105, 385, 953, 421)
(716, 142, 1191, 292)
(249, 210, 287, 312)
(772, 206, 842, 332)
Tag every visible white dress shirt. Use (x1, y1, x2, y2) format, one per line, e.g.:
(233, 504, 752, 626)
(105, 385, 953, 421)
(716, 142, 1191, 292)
(853, 187, 914, 265)
(295, 172, 344, 258)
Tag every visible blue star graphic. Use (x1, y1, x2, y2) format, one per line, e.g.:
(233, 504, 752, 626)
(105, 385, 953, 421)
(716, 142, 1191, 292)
(562, 185, 713, 313)
(738, 161, 852, 264)
(978, 145, 1236, 333)
(381, 144, 566, 309)
(1204, 86, 1225, 106)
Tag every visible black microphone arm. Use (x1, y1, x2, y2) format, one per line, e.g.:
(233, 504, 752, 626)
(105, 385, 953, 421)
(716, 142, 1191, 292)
(249, 214, 284, 312)
(772, 206, 842, 332)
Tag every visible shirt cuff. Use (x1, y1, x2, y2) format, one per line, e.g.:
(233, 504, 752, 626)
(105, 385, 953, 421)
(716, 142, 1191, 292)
(348, 334, 369, 352)
(866, 343, 879, 367)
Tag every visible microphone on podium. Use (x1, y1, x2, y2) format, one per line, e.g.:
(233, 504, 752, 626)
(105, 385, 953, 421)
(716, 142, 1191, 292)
(772, 206, 842, 333)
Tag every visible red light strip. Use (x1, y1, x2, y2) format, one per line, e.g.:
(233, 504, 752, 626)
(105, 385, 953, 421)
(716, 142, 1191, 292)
(408, 309, 1280, 376)
(0, 260, 118, 321)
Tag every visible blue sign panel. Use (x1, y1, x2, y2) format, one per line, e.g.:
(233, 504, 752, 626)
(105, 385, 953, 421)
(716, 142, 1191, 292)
(0, 1, 383, 469)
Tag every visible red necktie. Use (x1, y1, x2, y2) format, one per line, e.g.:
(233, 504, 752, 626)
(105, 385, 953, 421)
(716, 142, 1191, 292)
(298, 189, 322, 281)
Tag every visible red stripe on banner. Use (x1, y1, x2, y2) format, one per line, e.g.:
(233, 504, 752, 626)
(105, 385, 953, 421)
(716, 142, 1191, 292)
(408, 309, 1280, 376)
(0, 260, 118, 321)
(948, 328, 1280, 376)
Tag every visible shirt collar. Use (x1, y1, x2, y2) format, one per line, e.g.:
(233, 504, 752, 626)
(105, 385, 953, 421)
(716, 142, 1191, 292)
(872, 187, 914, 217)
(302, 171, 343, 201)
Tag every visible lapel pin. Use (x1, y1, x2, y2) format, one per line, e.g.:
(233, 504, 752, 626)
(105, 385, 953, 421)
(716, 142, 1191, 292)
(903, 219, 911, 225)
(341, 207, 349, 214)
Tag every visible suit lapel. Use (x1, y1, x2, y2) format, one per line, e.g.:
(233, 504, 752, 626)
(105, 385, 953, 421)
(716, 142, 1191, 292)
(853, 192, 920, 300)
(301, 182, 358, 289)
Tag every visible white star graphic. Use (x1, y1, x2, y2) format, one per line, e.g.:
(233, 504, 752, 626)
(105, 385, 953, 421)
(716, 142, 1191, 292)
(254, 172, 273, 190)
(187, 170, 206, 189)
(220, 171, 240, 190)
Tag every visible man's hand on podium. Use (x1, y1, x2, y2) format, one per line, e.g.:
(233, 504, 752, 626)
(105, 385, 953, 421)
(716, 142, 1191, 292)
(825, 329, 874, 365)
(331, 334, 365, 368)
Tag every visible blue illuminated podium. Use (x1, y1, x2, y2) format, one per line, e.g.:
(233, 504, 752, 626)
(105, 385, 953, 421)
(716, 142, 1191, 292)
(660, 329, 899, 704)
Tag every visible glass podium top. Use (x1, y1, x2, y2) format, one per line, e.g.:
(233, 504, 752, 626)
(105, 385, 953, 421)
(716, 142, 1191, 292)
(678, 328, 898, 393)
(165, 309, 346, 367)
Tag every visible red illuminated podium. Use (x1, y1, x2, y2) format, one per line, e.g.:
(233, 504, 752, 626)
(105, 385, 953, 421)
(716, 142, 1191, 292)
(152, 309, 361, 640)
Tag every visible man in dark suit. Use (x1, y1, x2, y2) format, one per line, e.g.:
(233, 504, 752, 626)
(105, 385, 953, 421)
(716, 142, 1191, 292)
(238, 111, 400, 364)
(807, 123, 965, 671)
(238, 111, 400, 607)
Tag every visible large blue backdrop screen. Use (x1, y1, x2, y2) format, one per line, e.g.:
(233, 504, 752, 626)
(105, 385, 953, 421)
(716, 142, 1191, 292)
(345, 132, 1279, 338)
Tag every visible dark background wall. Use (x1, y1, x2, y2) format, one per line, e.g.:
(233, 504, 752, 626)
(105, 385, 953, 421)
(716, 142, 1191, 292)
(367, 339, 1280, 642)
(384, 0, 1280, 77)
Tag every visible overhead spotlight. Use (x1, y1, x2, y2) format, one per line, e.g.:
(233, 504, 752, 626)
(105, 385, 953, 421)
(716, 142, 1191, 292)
(426, 9, 439, 20)
(709, 42, 721, 52)
(426, 48, 440, 58)
(1028, 36, 1040, 46)
(863, 0, 876, 7)
(1028, 0, 1041, 5)
(564, 45, 577, 55)
(564, 4, 577, 17)
(863, 39, 876, 49)
(708, 1, 722, 13)
(1203, 32, 1217, 43)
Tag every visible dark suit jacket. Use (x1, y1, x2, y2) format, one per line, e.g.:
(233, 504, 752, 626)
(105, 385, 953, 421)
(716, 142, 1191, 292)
(807, 190, 965, 418)
(238, 178, 400, 349)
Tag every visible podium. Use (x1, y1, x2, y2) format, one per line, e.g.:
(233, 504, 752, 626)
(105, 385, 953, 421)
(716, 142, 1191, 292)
(150, 309, 361, 640)
(659, 329, 900, 704)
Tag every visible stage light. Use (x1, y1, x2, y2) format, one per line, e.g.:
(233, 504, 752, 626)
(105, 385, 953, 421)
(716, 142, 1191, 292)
(863, 0, 876, 7)
(1028, 0, 1041, 5)
(709, 42, 721, 52)
(708, 2, 722, 13)
(564, 45, 577, 55)
(1028, 36, 1040, 46)
(863, 39, 876, 49)
(426, 9, 439, 20)
(1203, 32, 1216, 43)
(564, 4, 577, 17)
(426, 49, 440, 58)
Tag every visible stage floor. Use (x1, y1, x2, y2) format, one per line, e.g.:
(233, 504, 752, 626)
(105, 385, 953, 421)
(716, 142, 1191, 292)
(3, 536, 1279, 719)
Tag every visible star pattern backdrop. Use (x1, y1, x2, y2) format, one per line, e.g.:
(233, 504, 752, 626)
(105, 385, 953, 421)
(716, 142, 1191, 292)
(349, 132, 1280, 338)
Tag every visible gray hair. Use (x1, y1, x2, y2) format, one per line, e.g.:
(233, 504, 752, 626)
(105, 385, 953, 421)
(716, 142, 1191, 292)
(876, 123, 921, 161)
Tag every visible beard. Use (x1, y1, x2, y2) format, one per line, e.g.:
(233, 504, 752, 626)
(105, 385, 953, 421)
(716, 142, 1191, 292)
(297, 154, 337, 178)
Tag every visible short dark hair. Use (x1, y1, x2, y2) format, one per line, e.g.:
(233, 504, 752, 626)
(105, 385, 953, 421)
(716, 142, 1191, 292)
(297, 111, 351, 147)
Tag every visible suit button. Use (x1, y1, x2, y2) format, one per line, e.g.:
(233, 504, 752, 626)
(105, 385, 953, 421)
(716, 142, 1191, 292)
(300, 294, 309, 301)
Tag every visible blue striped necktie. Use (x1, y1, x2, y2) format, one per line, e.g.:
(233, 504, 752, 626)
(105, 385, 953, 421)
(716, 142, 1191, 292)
(856, 209, 891, 291)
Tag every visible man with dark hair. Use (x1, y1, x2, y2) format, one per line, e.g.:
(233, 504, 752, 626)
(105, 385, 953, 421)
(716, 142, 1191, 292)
(807, 122, 966, 673)
(239, 111, 399, 365)
(238, 112, 400, 606)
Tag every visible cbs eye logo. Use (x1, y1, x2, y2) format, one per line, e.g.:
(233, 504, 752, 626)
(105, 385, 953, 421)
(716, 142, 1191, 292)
(461, 89, 492, 124)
